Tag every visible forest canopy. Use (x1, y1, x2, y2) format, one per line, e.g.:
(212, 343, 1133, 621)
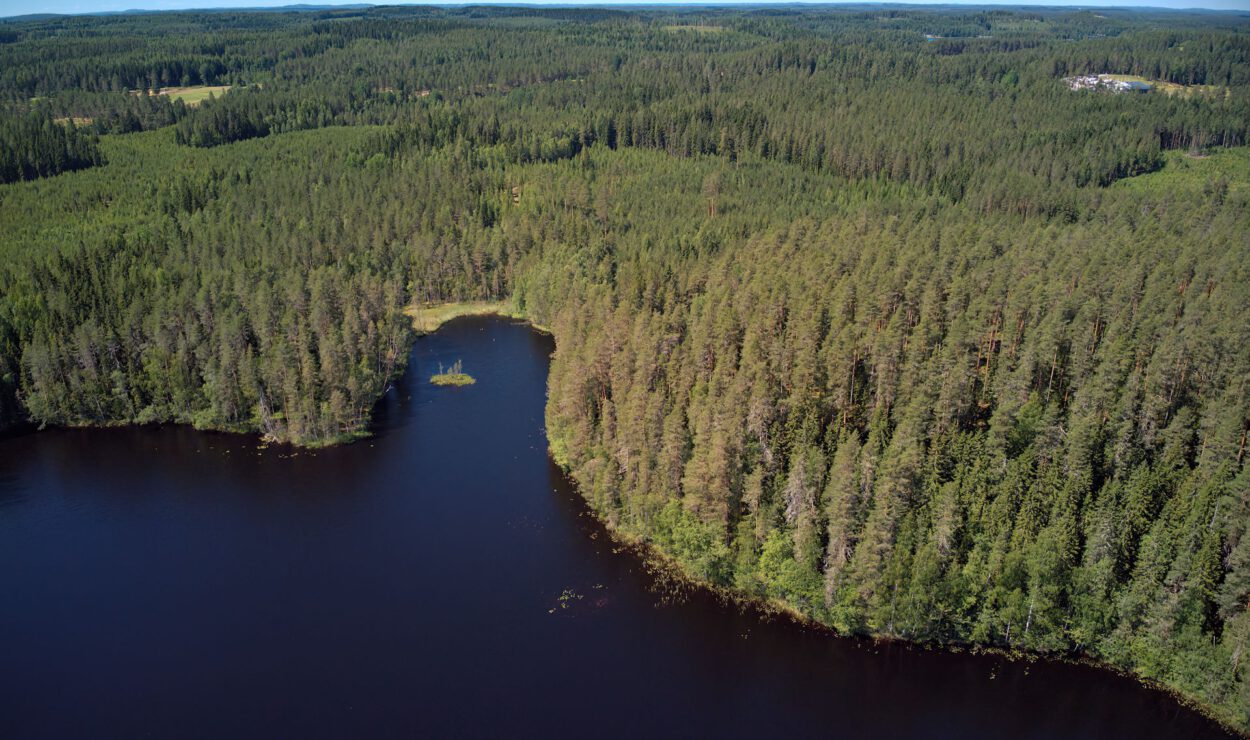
(1, 5, 1249, 732)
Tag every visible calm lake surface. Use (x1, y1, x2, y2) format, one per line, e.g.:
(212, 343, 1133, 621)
(0, 315, 1235, 739)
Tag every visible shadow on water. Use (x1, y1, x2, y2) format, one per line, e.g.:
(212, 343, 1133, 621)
(0, 315, 1237, 739)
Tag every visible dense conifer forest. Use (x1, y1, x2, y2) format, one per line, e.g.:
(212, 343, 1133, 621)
(1, 5, 1248, 730)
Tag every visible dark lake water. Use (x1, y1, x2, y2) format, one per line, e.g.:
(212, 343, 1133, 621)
(0, 315, 1235, 739)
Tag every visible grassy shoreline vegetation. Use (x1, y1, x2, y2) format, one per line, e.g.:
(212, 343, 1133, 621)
(405, 301, 509, 334)
(1, 6, 1249, 732)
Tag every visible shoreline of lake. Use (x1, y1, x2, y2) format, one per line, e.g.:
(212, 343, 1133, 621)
(0, 314, 1237, 739)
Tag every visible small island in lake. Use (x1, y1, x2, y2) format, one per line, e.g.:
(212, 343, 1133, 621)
(430, 359, 475, 386)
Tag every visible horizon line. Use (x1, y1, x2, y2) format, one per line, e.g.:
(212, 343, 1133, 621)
(4, 2, 1250, 21)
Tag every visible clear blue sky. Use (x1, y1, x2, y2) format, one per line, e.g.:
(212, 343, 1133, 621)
(2, 0, 1248, 19)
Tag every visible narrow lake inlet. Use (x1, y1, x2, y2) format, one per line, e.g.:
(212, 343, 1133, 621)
(0, 315, 1235, 739)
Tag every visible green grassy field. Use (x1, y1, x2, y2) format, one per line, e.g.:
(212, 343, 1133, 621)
(1103, 74, 1224, 98)
(156, 85, 232, 106)
(1114, 147, 1250, 197)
